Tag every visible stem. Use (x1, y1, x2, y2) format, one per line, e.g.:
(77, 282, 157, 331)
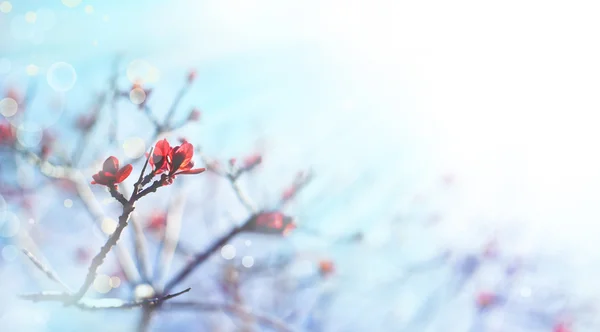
(71, 203, 136, 301)
(163, 217, 252, 294)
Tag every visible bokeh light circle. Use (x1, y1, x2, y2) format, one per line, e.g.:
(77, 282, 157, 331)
(126, 59, 160, 84)
(129, 88, 146, 105)
(0, 98, 18, 117)
(0, 212, 20, 238)
(46, 62, 77, 92)
(16, 124, 42, 148)
(221, 244, 236, 260)
(123, 137, 146, 159)
(61, 0, 81, 8)
(1, 245, 18, 262)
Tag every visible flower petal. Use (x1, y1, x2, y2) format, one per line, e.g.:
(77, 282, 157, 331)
(175, 167, 206, 175)
(103, 156, 119, 174)
(116, 164, 133, 183)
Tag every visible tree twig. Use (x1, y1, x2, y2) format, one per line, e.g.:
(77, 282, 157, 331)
(21, 249, 72, 293)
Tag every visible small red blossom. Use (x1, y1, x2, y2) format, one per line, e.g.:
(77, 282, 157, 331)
(149, 139, 205, 183)
(0, 122, 15, 145)
(187, 69, 197, 83)
(187, 108, 201, 122)
(91, 156, 133, 188)
(475, 291, 497, 309)
(146, 211, 167, 232)
(76, 113, 97, 131)
(242, 153, 262, 170)
(553, 322, 572, 332)
(318, 260, 335, 277)
(75, 247, 91, 264)
(248, 211, 296, 236)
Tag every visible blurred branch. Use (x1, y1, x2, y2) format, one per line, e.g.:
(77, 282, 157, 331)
(154, 188, 186, 290)
(163, 215, 254, 294)
(21, 249, 72, 293)
(165, 301, 294, 332)
(20, 288, 191, 310)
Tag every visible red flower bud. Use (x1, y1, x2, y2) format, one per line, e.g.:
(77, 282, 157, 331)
(187, 108, 201, 122)
(319, 260, 335, 277)
(187, 69, 197, 83)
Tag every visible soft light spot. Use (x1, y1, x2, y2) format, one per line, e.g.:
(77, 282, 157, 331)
(92, 40, 98, 47)
(46, 62, 77, 92)
(63, 199, 73, 208)
(109, 276, 121, 288)
(126, 59, 158, 84)
(101, 218, 117, 235)
(102, 197, 115, 205)
(129, 88, 146, 105)
(25, 11, 37, 23)
(520, 287, 532, 298)
(134, 284, 155, 300)
(221, 244, 236, 260)
(28, 218, 35, 224)
(26, 64, 39, 76)
(61, 0, 81, 8)
(102, 15, 109, 22)
(0, 1, 12, 13)
(2, 245, 18, 261)
(242, 256, 254, 268)
(84, 5, 93, 14)
(16, 124, 42, 147)
(0, 98, 18, 117)
(245, 240, 252, 246)
(123, 137, 146, 158)
(0, 212, 20, 238)
(93, 274, 112, 294)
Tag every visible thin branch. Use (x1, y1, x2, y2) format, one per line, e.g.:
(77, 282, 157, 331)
(163, 216, 253, 294)
(228, 174, 258, 213)
(120, 186, 152, 283)
(162, 77, 193, 128)
(21, 249, 72, 293)
(154, 189, 186, 290)
(133, 146, 154, 196)
(165, 301, 294, 332)
(72, 203, 136, 301)
(20, 288, 191, 310)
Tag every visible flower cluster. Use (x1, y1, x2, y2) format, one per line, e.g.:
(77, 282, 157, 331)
(149, 139, 205, 184)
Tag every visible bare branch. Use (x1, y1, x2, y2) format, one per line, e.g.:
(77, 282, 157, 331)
(154, 189, 186, 290)
(163, 216, 253, 294)
(165, 301, 294, 332)
(72, 203, 136, 301)
(20, 288, 191, 310)
(21, 249, 72, 293)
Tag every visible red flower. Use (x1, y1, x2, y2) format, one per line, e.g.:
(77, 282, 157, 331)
(149, 139, 171, 174)
(475, 291, 497, 309)
(187, 69, 197, 83)
(319, 260, 335, 277)
(91, 156, 133, 188)
(249, 211, 296, 236)
(242, 153, 262, 170)
(553, 322, 572, 332)
(0, 122, 15, 145)
(187, 108, 201, 122)
(149, 139, 205, 181)
(146, 211, 167, 232)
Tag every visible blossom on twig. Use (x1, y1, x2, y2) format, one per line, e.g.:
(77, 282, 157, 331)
(91, 156, 133, 188)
